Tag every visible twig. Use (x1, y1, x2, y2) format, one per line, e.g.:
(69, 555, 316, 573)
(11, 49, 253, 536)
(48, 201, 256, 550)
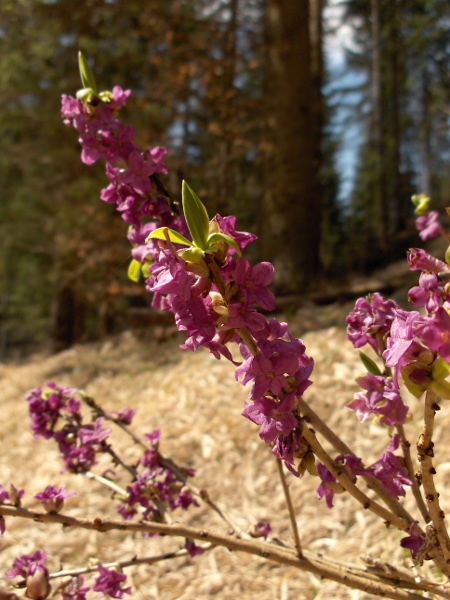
(83, 471, 127, 497)
(48, 545, 213, 581)
(298, 397, 417, 523)
(301, 425, 412, 532)
(275, 458, 302, 557)
(362, 554, 450, 598)
(0, 505, 437, 600)
(417, 390, 450, 561)
(82, 394, 248, 537)
(396, 423, 430, 522)
(103, 444, 137, 479)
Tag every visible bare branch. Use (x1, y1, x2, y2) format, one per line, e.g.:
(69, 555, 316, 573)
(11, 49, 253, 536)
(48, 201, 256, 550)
(275, 458, 302, 557)
(0, 505, 441, 600)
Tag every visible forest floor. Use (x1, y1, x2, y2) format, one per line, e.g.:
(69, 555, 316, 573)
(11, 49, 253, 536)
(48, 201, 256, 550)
(1, 256, 449, 600)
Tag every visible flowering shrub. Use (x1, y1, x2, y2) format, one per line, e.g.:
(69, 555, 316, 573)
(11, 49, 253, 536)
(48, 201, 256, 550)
(2, 54, 450, 599)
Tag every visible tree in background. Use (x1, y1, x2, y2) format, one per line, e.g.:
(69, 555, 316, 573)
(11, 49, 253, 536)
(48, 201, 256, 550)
(1, 0, 327, 354)
(3, 0, 447, 356)
(341, 0, 449, 269)
(260, 0, 323, 293)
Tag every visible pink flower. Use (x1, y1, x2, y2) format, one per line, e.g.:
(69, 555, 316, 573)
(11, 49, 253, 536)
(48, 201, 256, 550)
(35, 485, 76, 513)
(233, 257, 275, 311)
(417, 307, 450, 361)
(348, 373, 408, 426)
(62, 576, 90, 600)
(93, 565, 131, 599)
(346, 293, 399, 353)
(416, 210, 440, 240)
(242, 393, 298, 443)
(368, 435, 412, 500)
(121, 150, 155, 194)
(108, 86, 131, 110)
(407, 248, 446, 273)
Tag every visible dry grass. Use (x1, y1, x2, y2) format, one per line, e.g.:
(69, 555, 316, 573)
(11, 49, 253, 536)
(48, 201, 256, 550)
(1, 304, 449, 599)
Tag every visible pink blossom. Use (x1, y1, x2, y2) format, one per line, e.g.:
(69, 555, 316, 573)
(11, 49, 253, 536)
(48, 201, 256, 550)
(416, 210, 440, 240)
(242, 393, 298, 443)
(93, 565, 131, 599)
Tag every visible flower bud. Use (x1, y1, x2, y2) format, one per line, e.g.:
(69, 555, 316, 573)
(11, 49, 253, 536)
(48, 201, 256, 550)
(9, 484, 23, 508)
(209, 292, 228, 316)
(41, 497, 64, 514)
(25, 566, 51, 600)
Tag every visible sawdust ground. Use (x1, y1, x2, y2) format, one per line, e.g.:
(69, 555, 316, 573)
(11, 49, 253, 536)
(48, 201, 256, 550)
(1, 303, 449, 600)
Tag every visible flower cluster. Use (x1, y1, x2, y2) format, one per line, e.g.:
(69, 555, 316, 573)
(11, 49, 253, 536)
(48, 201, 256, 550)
(117, 429, 198, 522)
(26, 383, 112, 473)
(316, 437, 412, 508)
(6, 550, 51, 600)
(62, 79, 315, 475)
(93, 565, 131, 599)
(347, 287, 450, 401)
(7, 385, 199, 597)
(317, 454, 370, 508)
(412, 193, 441, 241)
(346, 292, 399, 355)
(6, 551, 131, 600)
(61, 86, 183, 277)
(147, 217, 314, 473)
(347, 372, 408, 426)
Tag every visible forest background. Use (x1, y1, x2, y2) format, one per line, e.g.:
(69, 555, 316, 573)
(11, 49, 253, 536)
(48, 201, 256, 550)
(0, 0, 449, 359)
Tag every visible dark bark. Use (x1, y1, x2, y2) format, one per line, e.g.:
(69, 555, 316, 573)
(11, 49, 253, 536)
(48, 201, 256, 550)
(216, 0, 238, 216)
(260, 0, 322, 294)
(51, 285, 85, 352)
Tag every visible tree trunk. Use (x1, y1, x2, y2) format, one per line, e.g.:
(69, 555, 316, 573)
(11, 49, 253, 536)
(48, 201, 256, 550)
(387, 0, 405, 233)
(260, 0, 322, 294)
(216, 0, 238, 216)
(370, 0, 388, 249)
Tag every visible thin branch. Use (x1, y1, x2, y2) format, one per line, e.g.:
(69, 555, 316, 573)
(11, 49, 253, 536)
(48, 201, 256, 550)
(395, 423, 430, 522)
(82, 394, 247, 537)
(301, 425, 412, 532)
(417, 390, 450, 561)
(83, 470, 172, 525)
(275, 458, 302, 557)
(48, 545, 213, 581)
(298, 397, 417, 523)
(361, 554, 450, 598)
(83, 471, 127, 497)
(103, 444, 137, 479)
(0, 505, 437, 600)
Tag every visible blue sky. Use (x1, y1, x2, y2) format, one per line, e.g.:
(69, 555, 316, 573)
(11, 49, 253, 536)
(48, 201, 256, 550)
(324, 0, 365, 203)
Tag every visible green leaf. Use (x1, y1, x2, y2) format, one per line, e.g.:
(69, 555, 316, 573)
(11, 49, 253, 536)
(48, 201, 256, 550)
(445, 245, 450, 266)
(358, 351, 382, 376)
(78, 51, 98, 93)
(207, 232, 241, 255)
(182, 181, 210, 250)
(147, 227, 191, 246)
(128, 259, 142, 283)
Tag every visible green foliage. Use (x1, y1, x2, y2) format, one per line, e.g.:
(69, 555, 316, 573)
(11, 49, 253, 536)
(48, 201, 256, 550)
(358, 351, 382, 377)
